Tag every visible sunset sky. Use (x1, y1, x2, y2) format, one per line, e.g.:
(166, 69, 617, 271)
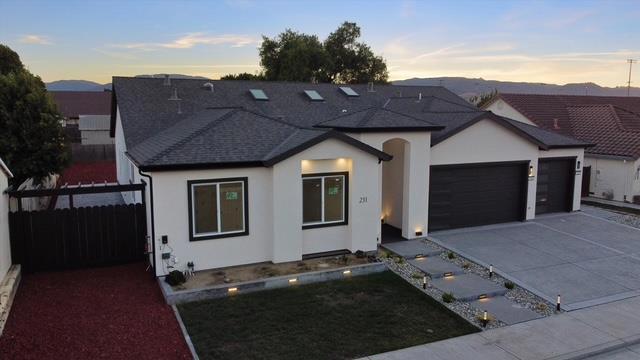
(1, 0, 639, 86)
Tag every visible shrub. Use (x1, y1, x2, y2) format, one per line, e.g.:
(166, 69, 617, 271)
(462, 262, 471, 269)
(442, 292, 455, 303)
(165, 270, 186, 286)
(447, 251, 456, 260)
(536, 303, 548, 312)
(411, 272, 424, 279)
(394, 256, 405, 264)
(504, 281, 515, 290)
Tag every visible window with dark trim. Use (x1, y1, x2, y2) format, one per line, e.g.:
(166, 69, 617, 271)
(187, 177, 249, 241)
(302, 172, 348, 229)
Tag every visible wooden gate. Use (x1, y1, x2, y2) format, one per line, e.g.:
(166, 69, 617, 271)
(7, 183, 147, 272)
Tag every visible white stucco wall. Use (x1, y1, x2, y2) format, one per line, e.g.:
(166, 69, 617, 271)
(0, 169, 11, 281)
(431, 119, 583, 219)
(485, 99, 537, 126)
(355, 132, 431, 239)
(381, 139, 405, 229)
(584, 156, 639, 202)
(148, 138, 382, 275)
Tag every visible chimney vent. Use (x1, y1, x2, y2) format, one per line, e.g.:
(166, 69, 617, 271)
(203, 82, 214, 92)
(368, 82, 375, 92)
(163, 74, 171, 86)
(168, 87, 181, 101)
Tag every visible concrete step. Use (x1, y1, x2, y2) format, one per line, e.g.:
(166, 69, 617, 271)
(470, 296, 543, 325)
(408, 257, 465, 279)
(431, 273, 507, 302)
(382, 240, 443, 259)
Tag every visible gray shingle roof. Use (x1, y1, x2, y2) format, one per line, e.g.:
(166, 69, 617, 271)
(112, 77, 590, 170)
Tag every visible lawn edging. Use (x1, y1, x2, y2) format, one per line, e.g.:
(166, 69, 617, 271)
(0, 265, 21, 336)
(171, 305, 200, 360)
(158, 262, 387, 304)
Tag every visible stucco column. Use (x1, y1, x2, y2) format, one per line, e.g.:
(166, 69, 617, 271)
(402, 137, 430, 239)
(272, 161, 303, 263)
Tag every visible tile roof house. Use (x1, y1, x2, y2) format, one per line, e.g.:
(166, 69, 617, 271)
(484, 94, 640, 203)
(50, 91, 114, 145)
(112, 77, 590, 276)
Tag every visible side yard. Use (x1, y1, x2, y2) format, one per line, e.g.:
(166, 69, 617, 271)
(0, 263, 191, 360)
(178, 271, 479, 360)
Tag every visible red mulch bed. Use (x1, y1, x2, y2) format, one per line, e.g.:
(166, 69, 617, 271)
(60, 161, 117, 184)
(0, 263, 192, 360)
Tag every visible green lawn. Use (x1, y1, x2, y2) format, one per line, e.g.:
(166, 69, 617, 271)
(177, 271, 479, 360)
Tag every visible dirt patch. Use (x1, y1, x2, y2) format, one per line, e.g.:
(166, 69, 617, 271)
(174, 254, 372, 291)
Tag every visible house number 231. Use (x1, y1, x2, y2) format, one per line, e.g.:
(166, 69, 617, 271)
(359, 197, 368, 203)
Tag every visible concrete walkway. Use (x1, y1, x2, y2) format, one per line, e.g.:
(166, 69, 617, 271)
(382, 240, 541, 325)
(361, 295, 640, 360)
(431, 212, 640, 311)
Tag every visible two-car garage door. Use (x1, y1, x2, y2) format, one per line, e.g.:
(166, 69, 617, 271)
(429, 162, 528, 231)
(429, 159, 575, 231)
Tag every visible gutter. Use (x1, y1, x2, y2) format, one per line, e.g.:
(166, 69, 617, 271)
(138, 168, 157, 276)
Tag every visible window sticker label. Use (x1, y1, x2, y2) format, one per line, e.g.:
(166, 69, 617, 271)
(226, 191, 238, 200)
(328, 186, 339, 195)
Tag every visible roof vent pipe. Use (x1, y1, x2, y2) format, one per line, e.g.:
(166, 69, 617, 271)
(368, 82, 374, 92)
(163, 74, 171, 86)
(203, 82, 214, 92)
(168, 87, 181, 101)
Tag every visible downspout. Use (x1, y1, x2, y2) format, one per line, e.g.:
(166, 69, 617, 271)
(138, 169, 157, 276)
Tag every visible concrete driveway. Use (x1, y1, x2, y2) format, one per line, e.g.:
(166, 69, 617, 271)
(430, 212, 640, 310)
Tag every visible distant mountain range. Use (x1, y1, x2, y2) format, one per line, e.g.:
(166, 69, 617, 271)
(45, 74, 210, 92)
(394, 77, 640, 98)
(46, 75, 640, 98)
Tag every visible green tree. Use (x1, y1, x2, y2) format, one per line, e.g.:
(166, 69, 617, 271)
(323, 22, 388, 84)
(470, 89, 498, 108)
(259, 29, 327, 82)
(220, 72, 265, 81)
(243, 22, 388, 84)
(0, 44, 68, 185)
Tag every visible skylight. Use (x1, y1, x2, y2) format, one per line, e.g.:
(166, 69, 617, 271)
(304, 90, 324, 101)
(339, 86, 359, 97)
(249, 89, 268, 101)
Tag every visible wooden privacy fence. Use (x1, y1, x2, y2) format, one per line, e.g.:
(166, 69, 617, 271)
(6, 183, 147, 273)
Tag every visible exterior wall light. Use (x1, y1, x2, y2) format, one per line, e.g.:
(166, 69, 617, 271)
(415, 254, 425, 259)
(422, 276, 427, 289)
(489, 264, 494, 278)
(288, 278, 298, 284)
(228, 287, 238, 293)
(415, 227, 423, 236)
(556, 294, 561, 311)
(444, 272, 454, 278)
(528, 165, 535, 178)
(343, 270, 352, 275)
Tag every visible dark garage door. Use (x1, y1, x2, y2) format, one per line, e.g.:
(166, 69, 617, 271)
(429, 162, 528, 231)
(536, 158, 575, 215)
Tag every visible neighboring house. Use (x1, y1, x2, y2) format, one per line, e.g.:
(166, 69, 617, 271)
(111, 77, 590, 276)
(50, 91, 113, 145)
(484, 94, 640, 203)
(0, 158, 13, 281)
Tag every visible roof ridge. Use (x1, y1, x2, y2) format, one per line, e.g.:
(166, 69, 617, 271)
(357, 108, 379, 127)
(145, 108, 240, 163)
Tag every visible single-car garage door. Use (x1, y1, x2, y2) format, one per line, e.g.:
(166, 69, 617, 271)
(536, 158, 575, 215)
(429, 162, 528, 231)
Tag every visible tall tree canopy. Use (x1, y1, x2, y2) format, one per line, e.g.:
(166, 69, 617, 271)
(0, 44, 68, 185)
(223, 22, 388, 84)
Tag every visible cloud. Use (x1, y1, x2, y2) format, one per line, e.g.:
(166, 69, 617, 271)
(385, 44, 640, 87)
(110, 33, 260, 51)
(19, 34, 53, 45)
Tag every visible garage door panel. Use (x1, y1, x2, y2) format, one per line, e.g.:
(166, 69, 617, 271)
(536, 158, 574, 215)
(429, 162, 528, 231)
